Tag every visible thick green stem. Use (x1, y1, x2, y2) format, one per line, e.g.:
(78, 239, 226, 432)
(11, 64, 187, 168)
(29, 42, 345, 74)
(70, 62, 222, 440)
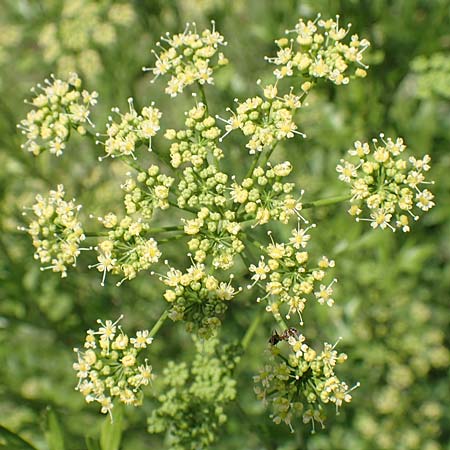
(302, 194, 350, 210)
(197, 83, 209, 113)
(147, 225, 183, 233)
(84, 232, 108, 238)
(158, 233, 185, 244)
(148, 309, 169, 339)
(259, 142, 278, 168)
(274, 314, 288, 332)
(123, 158, 145, 173)
(241, 309, 265, 350)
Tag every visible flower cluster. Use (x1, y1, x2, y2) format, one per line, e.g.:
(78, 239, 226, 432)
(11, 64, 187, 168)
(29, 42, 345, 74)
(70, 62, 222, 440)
(337, 135, 435, 231)
(184, 207, 244, 269)
(255, 334, 357, 432)
(249, 227, 336, 324)
(99, 98, 161, 160)
(21, 185, 86, 278)
(39, 0, 136, 79)
(177, 165, 228, 210)
(160, 262, 241, 338)
(231, 162, 305, 225)
(18, 73, 97, 156)
(122, 165, 174, 217)
(144, 21, 228, 97)
(164, 102, 223, 168)
(148, 337, 239, 448)
(73, 316, 154, 418)
(218, 86, 304, 154)
(266, 15, 370, 85)
(91, 214, 161, 286)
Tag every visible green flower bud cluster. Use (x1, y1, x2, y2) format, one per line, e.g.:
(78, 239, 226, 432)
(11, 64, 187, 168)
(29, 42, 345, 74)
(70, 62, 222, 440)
(121, 165, 174, 217)
(218, 86, 304, 154)
(21, 184, 86, 278)
(73, 316, 154, 418)
(184, 207, 244, 270)
(249, 227, 336, 324)
(337, 135, 435, 232)
(232, 162, 304, 225)
(18, 73, 98, 156)
(177, 165, 229, 210)
(91, 214, 161, 286)
(148, 337, 239, 448)
(411, 52, 450, 99)
(144, 21, 228, 97)
(100, 98, 161, 160)
(39, 1, 136, 79)
(160, 262, 241, 338)
(254, 334, 356, 433)
(266, 15, 370, 85)
(164, 102, 223, 168)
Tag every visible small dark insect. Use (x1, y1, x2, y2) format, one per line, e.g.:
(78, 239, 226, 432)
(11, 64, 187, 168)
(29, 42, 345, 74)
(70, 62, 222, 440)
(269, 327, 298, 345)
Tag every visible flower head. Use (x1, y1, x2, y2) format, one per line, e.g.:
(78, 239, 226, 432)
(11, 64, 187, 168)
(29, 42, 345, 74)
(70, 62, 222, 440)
(73, 316, 154, 418)
(266, 15, 370, 86)
(18, 73, 97, 156)
(337, 135, 435, 231)
(21, 185, 86, 277)
(143, 21, 228, 97)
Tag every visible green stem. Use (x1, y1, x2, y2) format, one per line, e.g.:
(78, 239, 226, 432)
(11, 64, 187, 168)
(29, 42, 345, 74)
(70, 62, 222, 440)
(148, 309, 169, 338)
(197, 83, 209, 113)
(302, 194, 350, 209)
(158, 233, 185, 244)
(84, 232, 108, 238)
(241, 309, 265, 350)
(147, 225, 183, 233)
(168, 199, 197, 215)
(274, 314, 288, 332)
(244, 151, 262, 180)
(259, 142, 278, 168)
(122, 158, 145, 173)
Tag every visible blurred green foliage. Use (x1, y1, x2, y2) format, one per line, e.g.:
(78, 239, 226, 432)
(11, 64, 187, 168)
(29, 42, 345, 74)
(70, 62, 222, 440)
(0, 0, 449, 449)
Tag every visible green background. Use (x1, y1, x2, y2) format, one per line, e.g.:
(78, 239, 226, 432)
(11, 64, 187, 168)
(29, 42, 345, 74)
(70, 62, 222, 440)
(0, 0, 449, 449)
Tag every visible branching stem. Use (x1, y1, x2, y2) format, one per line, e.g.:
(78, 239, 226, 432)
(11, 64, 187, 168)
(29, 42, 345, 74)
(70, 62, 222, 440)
(148, 309, 170, 339)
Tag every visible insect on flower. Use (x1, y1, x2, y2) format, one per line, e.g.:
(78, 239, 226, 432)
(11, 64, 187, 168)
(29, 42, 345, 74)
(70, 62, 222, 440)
(269, 327, 299, 345)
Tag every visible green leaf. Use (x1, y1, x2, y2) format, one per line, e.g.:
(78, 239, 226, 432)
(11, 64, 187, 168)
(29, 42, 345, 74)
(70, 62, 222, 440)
(0, 425, 38, 450)
(45, 407, 65, 450)
(100, 405, 123, 450)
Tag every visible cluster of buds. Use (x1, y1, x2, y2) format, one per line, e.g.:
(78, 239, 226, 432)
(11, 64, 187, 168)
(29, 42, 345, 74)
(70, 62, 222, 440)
(266, 15, 370, 85)
(91, 214, 161, 286)
(159, 262, 241, 338)
(21, 185, 86, 278)
(254, 334, 357, 432)
(18, 73, 97, 156)
(99, 98, 161, 160)
(39, 1, 136, 79)
(73, 316, 154, 418)
(148, 337, 238, 448)
(218, 86, 304, 154)
(231, 162, 305, 225)
(176, 165, 229, 210)
(337, 135, 435, 231)
(164, 102, 223, 168)
(143, 21, 228, 97)
(249, 227, 336, 324)
(184, 208, 244, 269)
(121, 165, 174, 217)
